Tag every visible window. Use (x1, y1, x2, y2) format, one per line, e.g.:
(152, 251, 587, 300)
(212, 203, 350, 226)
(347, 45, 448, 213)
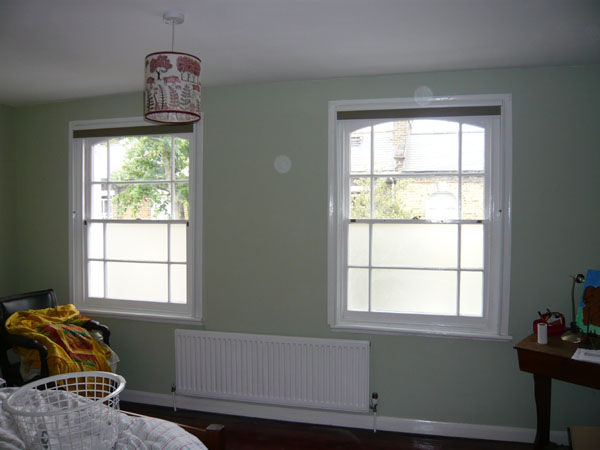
(328, 95, 512, 339)
(69, 118, 202, 322)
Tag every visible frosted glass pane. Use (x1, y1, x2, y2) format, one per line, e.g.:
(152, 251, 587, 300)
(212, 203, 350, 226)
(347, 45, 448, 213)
(106, 262, 167, 301)
(350, 177, 370, 219)
(88, 261, 104, 298)
(462, 125, 484, 172)
(372, 224, 457, 268)
(170, 224, 187, 262)
(460, 271, 483, 316)
(372, 269, 457, 315)
(106, 223, 167, 261)
(348, 223, 369, 266)
(462, 175, 484, 220)
(350, 126, 371, 174)
(171, 264, 187, 303)
(461, 224, 483, 269)
(91, 142, 107, 182)
(348, 268, 369, 311)
(87, 222, 103, 259)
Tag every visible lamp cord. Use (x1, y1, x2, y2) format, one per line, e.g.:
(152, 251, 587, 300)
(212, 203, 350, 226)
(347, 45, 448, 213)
(171, 20, 175, 52)
(571, 277, 577, 323)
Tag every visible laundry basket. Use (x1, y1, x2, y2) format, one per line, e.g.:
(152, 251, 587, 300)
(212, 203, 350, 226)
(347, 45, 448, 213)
(3, 371, 126, 450)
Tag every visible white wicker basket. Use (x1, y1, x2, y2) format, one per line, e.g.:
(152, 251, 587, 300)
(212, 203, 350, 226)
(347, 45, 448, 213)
(3, 371, 126, 450)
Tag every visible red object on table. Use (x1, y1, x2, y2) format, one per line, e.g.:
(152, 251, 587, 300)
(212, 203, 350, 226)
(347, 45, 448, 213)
(532, 311, 566, 336)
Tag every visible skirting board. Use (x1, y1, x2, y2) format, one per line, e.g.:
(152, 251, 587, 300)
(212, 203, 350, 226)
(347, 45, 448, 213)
(121, 389, 568, 445)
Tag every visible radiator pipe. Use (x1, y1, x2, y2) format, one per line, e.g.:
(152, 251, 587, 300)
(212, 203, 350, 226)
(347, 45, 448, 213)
(370, 392, 378, 433)
(171, 383, 177, 412)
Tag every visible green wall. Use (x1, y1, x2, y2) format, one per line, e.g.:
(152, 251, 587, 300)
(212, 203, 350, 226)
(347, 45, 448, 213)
(5, 64, 600, 431)
(0, 104, 15, 292)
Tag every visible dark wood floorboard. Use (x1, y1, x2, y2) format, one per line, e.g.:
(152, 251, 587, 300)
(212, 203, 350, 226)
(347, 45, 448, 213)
(121, 401, 535, 450)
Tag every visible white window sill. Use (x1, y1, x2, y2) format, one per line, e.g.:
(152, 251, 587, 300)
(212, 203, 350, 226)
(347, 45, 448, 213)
(78, 308, 204, 326)
(330, 323, 513, 342)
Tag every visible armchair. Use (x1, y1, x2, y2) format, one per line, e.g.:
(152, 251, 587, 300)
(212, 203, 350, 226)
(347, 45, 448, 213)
(0, 288, 111, 386)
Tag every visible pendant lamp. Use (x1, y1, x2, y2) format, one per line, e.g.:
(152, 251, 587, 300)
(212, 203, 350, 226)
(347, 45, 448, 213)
(144, 11, 201, 123)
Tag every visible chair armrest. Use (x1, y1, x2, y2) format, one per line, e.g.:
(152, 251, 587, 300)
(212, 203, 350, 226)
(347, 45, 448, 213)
(3, 333, 49, 379)
(82, 320, 111, 346)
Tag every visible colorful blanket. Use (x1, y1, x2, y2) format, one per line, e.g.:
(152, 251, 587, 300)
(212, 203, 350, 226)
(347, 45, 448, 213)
(5, 304, 112, 376)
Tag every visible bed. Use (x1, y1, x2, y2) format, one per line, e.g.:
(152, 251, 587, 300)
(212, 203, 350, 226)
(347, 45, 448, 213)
(0, 388, 225, 450)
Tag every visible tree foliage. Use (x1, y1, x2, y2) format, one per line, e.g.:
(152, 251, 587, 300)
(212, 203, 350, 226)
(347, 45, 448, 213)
(111, 136, 189, 219)
(351, 177, 414, 219)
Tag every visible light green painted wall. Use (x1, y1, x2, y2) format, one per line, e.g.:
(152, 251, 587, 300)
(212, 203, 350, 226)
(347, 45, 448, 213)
(0, 104, 16, 293)
(7, 65, 600, 431)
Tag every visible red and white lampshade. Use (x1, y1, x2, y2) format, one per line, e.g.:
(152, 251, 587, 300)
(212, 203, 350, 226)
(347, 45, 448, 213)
(144, 11, 201, 124)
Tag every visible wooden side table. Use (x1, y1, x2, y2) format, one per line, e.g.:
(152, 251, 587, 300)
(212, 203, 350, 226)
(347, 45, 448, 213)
(514, 334, 600, 449)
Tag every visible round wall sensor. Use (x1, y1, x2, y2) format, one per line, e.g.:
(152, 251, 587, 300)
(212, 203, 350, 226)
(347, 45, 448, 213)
(163, 10, 185, 24)
(274, 155, 292, 174)
(414, 85, 434, 106)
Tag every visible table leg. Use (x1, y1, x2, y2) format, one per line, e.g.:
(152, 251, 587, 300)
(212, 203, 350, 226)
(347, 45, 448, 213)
(533, 373, 551, 449)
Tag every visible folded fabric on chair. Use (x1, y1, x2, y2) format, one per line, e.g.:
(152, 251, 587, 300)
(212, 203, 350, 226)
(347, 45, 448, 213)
(5, 304, 112, 377)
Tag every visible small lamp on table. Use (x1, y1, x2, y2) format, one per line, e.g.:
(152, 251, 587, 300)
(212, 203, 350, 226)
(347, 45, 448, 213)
(561, 273, 586, 343)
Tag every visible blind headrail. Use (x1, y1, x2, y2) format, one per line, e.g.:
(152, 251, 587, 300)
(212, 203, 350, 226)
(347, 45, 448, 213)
(73, 123, 193, 139)
(337, 105, 501, 120)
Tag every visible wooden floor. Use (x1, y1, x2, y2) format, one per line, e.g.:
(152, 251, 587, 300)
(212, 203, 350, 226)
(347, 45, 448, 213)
(121, 401, 536, 450)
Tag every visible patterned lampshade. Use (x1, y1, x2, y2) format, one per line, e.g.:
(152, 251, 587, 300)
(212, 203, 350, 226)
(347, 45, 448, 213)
(144, 51, 201, 123)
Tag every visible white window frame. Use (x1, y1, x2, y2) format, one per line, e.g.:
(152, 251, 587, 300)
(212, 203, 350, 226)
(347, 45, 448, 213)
(327, 95, 512, 340)
(68, 117, 203, 323)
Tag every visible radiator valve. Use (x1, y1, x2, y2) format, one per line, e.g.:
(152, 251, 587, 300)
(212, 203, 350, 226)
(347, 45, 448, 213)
(370, 392, 378, 413)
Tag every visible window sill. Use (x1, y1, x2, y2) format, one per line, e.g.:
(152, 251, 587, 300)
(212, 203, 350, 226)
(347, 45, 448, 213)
(78, 308, 204, 326)
(330, 323, 512, 342)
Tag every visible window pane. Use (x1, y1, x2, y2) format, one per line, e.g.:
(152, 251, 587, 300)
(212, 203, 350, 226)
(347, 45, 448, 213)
(110, 183, 171, 219)
(350, 126, 371, 174)
(106, 223, 167, 261)
(350, 177, 370, 219)
(87, 222, 103, 259)
(171, 264, 187, 303)
(374, 122, 404, 174)
(373, 176, 459, 220)
(371, 269, 457, 315)
(348, 268, 369, 311)
(461, 224, 483, 269)
(403, 120, 458, 173)
(372, 224, 457, 268)
(348, 223, 369, 266)
(106, 262, 168, 301)
(373, 177, 415, 219)
(460, 271, 483, 316)
(91, 141, 107, 182)
(170, 224, 187, 262)
(109, 136, 172, 181)
(175, 138, 190, 180)
(90, 183, 109, 219)
(462, 175, 484, 220)
(462, 124, 484, 172)
(426, 191, 458, 221)
(174, 182, 189, 220)
(88, 261, 104, 298)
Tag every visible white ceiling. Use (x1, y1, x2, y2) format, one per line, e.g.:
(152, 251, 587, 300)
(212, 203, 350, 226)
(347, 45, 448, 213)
(1, 0, 599, 106)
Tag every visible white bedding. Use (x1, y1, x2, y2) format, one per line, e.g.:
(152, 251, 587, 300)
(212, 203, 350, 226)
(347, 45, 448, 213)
(0, 389, 207, 450)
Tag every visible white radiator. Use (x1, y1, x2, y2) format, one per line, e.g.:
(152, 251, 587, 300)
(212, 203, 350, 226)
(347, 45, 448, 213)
(174, 330, 370, 412)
